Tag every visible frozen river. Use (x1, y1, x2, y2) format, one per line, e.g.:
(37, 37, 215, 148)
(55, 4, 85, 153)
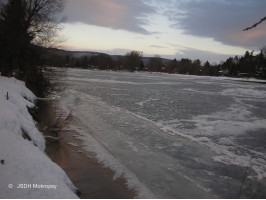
(54, 68, 266, 198)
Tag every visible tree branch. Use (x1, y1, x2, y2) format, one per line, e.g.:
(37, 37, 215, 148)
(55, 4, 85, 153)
(243, 16, 266, 31)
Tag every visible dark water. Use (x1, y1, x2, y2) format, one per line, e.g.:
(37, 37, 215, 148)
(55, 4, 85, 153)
(38, 100, 136, 198)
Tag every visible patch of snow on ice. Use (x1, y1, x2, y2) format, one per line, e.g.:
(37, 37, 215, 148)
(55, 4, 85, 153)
(136, 98, 159, 107)
(67, 142, 79, 147)
(221, 88, 266, 99)
(190, 103, 266, 180)
(64, 77, 140, 85)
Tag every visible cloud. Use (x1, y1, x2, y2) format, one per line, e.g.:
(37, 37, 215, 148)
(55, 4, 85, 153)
(173, 46, 234, 63)
(63, 0, 155, 34)
(149, 45, 166, 49)
(166, 0, 266, 49)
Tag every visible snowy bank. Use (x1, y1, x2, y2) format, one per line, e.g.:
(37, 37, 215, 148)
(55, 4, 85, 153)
(0, 76, 78, 198)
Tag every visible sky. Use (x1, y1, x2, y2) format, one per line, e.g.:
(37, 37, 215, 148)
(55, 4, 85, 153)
(60, 0, 266, 62)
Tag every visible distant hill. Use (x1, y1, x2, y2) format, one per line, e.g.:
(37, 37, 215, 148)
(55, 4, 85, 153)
(44, 48, 100, 57)
(44, 48, 171, 65)
(68, 51, 100, 58)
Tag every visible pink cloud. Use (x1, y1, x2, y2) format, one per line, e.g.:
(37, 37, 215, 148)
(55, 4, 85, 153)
(87, 0, 127, 27)
(64, 0, 154, 34)
(229, 24, 266, 47)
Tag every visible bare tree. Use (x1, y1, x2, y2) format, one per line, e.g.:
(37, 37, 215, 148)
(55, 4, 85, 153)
(147, 55, 163, 72)
(125, 51, 143, 71)
(25, 0, 65, 47)
(0, 0, 64, 47)
(0, 0, 65, 96)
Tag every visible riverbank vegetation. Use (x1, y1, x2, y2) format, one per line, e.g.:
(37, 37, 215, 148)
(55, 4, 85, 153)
(35, 47, 266, 80)
(0, 0, 64, 97)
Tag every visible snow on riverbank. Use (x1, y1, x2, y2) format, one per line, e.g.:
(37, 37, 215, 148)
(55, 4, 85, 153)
(0, 76, 77, 198)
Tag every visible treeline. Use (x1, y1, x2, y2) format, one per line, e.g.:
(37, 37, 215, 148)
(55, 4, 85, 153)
(44, 48, 266, 79)
(165, 49, 266, 78)
(41, 50, 144, 71)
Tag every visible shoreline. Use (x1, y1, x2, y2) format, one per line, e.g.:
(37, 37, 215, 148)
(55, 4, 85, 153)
(38, 100, 136, 199)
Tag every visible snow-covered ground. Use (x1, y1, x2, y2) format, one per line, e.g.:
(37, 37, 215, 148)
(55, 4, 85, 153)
(53, 68, 266, 198)
(0, 76, 77, 198)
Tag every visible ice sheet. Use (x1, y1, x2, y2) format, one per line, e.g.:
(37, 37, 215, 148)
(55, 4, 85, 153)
(54, 68, 266, 198)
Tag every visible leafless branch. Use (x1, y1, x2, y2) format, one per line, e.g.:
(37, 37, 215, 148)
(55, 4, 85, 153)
(243, 16, 266, 31)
